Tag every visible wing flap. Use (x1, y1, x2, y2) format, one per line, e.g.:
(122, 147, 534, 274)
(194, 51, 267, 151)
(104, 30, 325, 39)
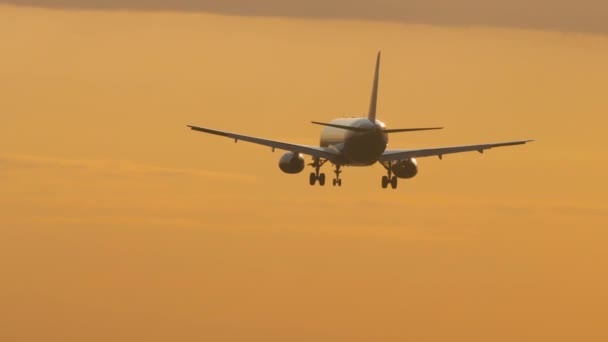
(379, 140, 533, 161)
(188, 125, 339, 160)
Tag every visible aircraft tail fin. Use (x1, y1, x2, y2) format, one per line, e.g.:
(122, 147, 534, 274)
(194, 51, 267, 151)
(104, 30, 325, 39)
(368, 51, 381, 123)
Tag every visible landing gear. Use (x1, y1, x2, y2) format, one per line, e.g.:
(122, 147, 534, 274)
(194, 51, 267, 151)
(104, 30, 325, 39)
(332, 164, 343, 187)
(380, 162, 398, 189)
(308, 158, 343, 187)
(308, 158, 327, 186)
(382, 175, 389, 188)
(309, 172, 326, 186)
(381, 175, 397, 189)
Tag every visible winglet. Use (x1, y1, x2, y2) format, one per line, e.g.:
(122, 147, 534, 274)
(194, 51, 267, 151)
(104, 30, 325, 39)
(368, 51, 381, 123)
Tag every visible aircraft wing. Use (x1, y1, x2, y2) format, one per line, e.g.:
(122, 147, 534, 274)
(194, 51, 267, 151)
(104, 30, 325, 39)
(187, 125, 340, 160)
(378, 140, 533, 162)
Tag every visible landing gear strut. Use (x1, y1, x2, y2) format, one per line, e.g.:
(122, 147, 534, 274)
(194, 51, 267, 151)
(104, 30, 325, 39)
(309, 157, 327, 186)
(332, 164, 343, 187)
(381, 161, 398, 189)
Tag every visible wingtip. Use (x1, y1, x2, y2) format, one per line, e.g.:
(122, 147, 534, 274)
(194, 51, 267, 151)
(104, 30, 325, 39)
(187, 125, 200, 131)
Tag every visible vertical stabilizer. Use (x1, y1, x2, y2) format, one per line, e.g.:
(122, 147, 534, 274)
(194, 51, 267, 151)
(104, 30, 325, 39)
(368, 51, 381, 122)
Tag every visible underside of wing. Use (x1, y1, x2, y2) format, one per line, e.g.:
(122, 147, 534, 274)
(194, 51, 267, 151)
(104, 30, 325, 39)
(188, 125, 339, 160)
(379, 140, 533, 162)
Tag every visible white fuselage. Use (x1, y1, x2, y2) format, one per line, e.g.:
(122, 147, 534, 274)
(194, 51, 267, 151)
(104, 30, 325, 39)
(319, 118, 389, 166)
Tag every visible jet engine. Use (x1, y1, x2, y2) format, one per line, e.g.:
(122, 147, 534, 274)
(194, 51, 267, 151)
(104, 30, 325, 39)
(278, 152, 305, 174)
(391, 158, 418, 179)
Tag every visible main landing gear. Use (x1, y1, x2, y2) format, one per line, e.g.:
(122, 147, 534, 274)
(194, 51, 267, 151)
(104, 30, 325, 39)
(309, 158, 343, 187)
(381, 161, 398, 189)
(309, 158, 327, 186)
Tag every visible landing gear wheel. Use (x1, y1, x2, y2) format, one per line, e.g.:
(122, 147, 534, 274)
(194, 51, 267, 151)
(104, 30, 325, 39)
(318, 173, 326, 186)
(309, 172, 317, 186)
(308, 158, 328, 186)
(337, 179, 342, 187)
(332, 179, 337, 186)
(381, 176, 389, 189)
(380, 161, 398, 190)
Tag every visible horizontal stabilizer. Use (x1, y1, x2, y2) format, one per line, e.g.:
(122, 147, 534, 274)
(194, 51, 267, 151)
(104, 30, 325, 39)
(312, 121, 443, 134)
(310, 121, 371, 132)
(383, 127, 443, 133)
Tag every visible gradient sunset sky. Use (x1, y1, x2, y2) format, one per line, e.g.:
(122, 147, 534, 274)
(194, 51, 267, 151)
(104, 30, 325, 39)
(1, 2, 607, 341)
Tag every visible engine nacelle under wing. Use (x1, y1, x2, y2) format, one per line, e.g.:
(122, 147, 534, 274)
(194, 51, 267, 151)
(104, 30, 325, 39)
(391, 158, 418, 179)
(278, 152, 305, 174)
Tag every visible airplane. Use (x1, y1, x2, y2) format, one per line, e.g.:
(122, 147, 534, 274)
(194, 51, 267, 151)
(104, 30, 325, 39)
(188, 51, 532, 189)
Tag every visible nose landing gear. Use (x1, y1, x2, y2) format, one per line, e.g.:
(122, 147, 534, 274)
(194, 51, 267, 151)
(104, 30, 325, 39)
(332, 164, 342, 187)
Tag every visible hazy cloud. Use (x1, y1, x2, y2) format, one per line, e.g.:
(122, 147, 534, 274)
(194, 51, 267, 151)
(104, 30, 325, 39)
(3, 0, 608, 34)
(0, 154, 255, 181)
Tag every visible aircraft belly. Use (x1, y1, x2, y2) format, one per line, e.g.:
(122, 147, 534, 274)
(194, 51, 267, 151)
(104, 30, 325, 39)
(343, 133, 386, 165)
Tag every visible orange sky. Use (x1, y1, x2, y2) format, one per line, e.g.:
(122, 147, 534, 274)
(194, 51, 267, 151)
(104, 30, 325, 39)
(4, 0, 608, 33)
(1, 5, 607, 342)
